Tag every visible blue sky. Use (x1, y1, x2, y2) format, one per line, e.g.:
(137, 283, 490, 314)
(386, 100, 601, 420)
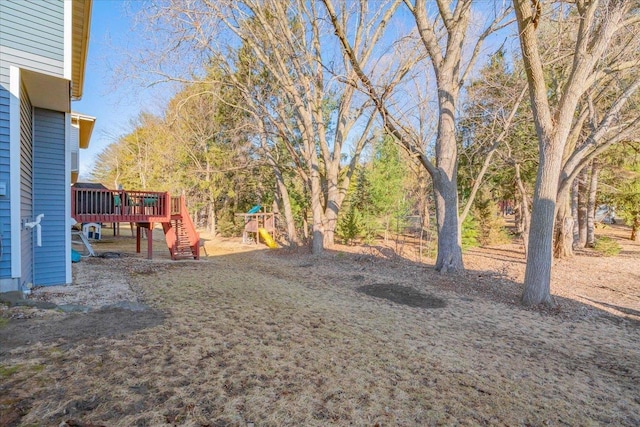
(72, 1, 516, 182)
(72, 0, 162, 180)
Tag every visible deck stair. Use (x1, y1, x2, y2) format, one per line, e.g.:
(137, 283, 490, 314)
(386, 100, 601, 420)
(71, 186, 199, 260)
(162, 196, 200, 260)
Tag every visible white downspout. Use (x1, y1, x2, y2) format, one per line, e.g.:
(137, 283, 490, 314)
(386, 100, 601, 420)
(24, 214, 44, 247)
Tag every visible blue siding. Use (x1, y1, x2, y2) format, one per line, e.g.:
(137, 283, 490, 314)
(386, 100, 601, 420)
(20, 84, 33, 286)
(0, 74, 12, 278)
(0, 0, 67, 283)
(33, 108, 66, 286)
(0, 0, 70, 286)
(0, 0, 64, 62)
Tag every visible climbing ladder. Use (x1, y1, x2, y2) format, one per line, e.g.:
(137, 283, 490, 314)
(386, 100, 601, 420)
(162, 196, 200, 260)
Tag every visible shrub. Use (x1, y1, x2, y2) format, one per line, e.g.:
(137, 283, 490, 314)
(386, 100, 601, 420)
(461, 214, 480, 250)
(217, 211, 243, 237)
(472, 194, 512, 246)
(337, 207, 363, 245)
(593, 236, 621, 257)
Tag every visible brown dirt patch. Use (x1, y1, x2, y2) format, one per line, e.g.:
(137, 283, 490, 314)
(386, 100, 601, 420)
(0, 223, 638, 426)
(0, 307, 165, 352)
(357, 283, 447, 308)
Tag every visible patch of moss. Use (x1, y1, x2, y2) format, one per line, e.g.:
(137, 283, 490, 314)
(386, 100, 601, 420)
(30, 364, 45, 373)
(0, 316, 8, 328)
(0, 364, 21, 379)
(593, 236, 621, 257)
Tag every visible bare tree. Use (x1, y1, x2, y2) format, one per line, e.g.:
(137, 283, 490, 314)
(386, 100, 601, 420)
(322, 0, 513, 272)
(514, 0, 640, 305)
(122, 0, 381, 252)
(585, 160, 600, 247)
(197, 1, 379, 253)
(164, 80, 254, 234)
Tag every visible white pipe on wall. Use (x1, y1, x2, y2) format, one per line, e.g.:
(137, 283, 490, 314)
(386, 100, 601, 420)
(24, 214, 44, 247)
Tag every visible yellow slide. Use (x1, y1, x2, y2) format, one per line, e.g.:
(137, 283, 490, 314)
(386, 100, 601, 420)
(258, 228, 278, 248)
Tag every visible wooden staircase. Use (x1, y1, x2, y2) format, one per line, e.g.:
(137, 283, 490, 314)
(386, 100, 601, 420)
(162, 196, 200, 260)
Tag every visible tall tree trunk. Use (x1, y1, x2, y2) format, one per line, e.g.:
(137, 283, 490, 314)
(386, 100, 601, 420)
(514, 163, 530, 258)
(554, 196, 574, 258)
(631, 215, 640, 242)
(433, 79, 464, 273)
(302, 211, 309, 241)
(322, 154, 342, 249)
(586, 161, 599, 247)
(577, 167, 588, 247)
(309, 168, 325, 255)
(571, 178, 579, 247)
(208, 198, 216, 235)
(515, 0, 628, 306)
(434, 172, 464, 273)
(420, 172, 431, 228)
(523, 142, 563, 306)
(274, 168, 300, 247)
(514, 203, 523, 234)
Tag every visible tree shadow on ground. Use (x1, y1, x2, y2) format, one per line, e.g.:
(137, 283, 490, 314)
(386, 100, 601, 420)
(309, 245, 638, 326)
(579, 297, 640, 325)
(1, 242, 638, 426)
(2, 238, 637, 360)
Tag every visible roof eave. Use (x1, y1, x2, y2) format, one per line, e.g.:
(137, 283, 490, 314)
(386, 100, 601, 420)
(72, 112, 96, 149)
(72, 0, 93, 100)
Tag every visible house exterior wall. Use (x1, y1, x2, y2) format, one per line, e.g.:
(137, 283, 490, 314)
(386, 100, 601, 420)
(0, 0, 67, 291)
(0, 79, 11, 290)
(33, 108, 67, 286)
(0, 1, 64, 63)
(19, 83, 33, 287)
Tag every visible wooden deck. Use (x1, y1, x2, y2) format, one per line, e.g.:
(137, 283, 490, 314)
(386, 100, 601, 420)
(72, 188, 174, 223)
(72, 187, 199, 260)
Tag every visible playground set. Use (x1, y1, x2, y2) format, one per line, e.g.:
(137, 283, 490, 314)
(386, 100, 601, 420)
(71, 186, 200, 260)
(236, 205, 278, 248)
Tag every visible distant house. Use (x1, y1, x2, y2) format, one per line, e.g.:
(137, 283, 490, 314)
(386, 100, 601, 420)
(0, 0, 94, 292)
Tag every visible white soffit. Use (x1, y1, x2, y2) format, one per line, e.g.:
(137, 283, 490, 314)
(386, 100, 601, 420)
(72, 0, 93, 99)
(21, 69, 71, 112)
(72, 112, 96, 149)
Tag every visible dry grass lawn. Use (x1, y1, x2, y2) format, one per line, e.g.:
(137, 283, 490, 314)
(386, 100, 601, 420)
(1, 224, 639, 426)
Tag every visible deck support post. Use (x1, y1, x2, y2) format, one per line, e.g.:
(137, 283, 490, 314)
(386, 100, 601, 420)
(71, 188, 198, 260)
(147, 222, 153, 260)
(135, 222, 154, 259)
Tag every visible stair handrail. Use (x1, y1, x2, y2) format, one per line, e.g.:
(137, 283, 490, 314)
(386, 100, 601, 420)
(179, 195, 200, 257)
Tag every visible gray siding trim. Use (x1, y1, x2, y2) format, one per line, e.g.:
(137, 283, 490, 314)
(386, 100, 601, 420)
(0, 47, 65, 79)
(0, 0, 64, 62)
(33, 108, 66, 286)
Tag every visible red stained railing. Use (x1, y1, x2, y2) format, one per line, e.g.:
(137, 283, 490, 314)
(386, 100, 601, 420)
(170, 196, 181, 216)
(72, 188, 171, 223)
(162, 195, 200, 260)
(179, 195, 199, 256)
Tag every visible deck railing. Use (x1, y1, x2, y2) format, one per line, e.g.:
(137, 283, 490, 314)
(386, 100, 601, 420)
(170, 196, 182, 216)
(72, 187, 171, 223)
